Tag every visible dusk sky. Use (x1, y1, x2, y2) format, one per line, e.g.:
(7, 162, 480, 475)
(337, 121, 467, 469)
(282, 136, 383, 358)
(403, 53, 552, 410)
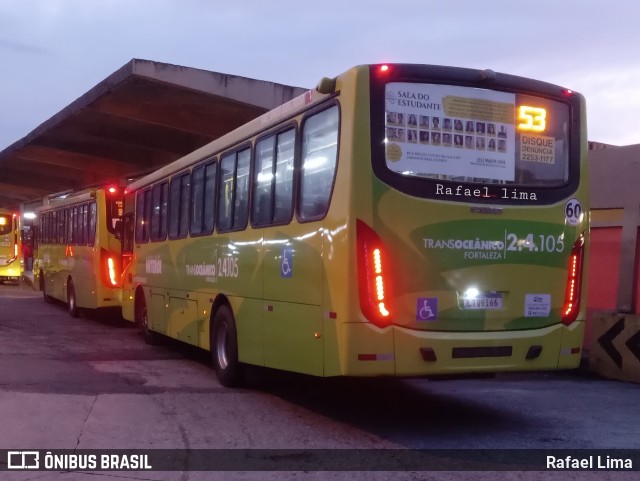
(1, 0, 639, 150)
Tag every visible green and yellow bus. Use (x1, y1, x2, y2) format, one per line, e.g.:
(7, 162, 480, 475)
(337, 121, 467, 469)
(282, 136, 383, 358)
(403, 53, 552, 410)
(35, 186, 123, 317)
(121, 64, 589, 386)
(0, 209, 22, 284)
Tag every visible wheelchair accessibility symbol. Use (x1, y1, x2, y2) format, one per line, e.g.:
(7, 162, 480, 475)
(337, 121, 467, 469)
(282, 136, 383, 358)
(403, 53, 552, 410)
(417, 298, 438, 321)
(281, 248, 293, 278)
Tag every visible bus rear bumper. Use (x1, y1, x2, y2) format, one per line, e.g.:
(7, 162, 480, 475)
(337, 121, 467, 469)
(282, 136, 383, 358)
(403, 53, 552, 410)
(340, 321, 584, 377)
(0, 266, 22, 284)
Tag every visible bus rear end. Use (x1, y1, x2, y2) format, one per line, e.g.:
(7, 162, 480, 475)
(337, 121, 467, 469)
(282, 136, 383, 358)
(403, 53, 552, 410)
(0, 211, 21, 284)
(344, 64, 588, 377)
(94, 187, 123, 309)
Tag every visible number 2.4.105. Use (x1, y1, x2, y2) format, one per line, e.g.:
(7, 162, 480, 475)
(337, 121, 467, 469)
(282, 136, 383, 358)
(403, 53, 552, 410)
(505, 233, 565, 253)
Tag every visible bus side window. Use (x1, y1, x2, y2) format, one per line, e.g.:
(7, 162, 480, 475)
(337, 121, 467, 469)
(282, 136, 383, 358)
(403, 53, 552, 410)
(167, 173, 190, 240)
(79, 204, 88, 245)
(252, 137, 275, 226)
(233, 148, 251, 229)
(299, 105, 340, 221)
(213, 147, 251, 232)
(273, 129, 295, 224)
(150, 183, 163, 241)
(218, 153, 235, 232)
(251, 129, 295, 227)
(168, 176, 181, 240)
(88, 203, 96, 245)
(143, 190, 152, 242)
(203, 161, 217, 234)
(159, 182, 168, 240)
(135, 190, 146, 243)
(190, 165, 206, 236)
(65, 208, 72, 244)
(122, 213, 134, 253)
(52, 210, 58, 244)
(72, 206, 78, 245)
(179, 177, 192, 239)
(59, 208, 67, 245)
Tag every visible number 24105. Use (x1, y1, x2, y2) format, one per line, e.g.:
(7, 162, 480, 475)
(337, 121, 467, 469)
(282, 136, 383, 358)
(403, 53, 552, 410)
(506, 233, 564, 253)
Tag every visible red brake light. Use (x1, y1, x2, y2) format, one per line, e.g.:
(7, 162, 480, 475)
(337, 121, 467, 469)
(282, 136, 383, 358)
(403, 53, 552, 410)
(108, 187, 117, 194)
(379, 65, 390, 73)
(101, 248, 120, 287)
(356, 219, 394, 327)
(562, 235, 585, 325)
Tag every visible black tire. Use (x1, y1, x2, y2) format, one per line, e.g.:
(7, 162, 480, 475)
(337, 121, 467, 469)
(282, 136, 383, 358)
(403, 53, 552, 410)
(137, 296, 160, 345)
(211, 305, 243, 387)
(67, 279, 79, 318)
(40, 271, 53, 303)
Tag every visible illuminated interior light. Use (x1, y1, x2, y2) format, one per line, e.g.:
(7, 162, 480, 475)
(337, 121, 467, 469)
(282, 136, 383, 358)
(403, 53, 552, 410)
(303, 156, 328, 171)
(257, 172, 273, 183)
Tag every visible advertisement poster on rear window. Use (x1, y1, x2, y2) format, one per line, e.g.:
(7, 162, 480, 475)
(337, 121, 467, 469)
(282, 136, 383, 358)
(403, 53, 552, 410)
(385, 83, 516, 181)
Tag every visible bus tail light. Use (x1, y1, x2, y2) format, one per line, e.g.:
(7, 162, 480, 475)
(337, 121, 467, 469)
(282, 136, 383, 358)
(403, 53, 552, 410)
(561, 235, 585, 325)
(356, 219, 394, 327)
(101, 248, 121, 288)
(14, 219, 19, 260)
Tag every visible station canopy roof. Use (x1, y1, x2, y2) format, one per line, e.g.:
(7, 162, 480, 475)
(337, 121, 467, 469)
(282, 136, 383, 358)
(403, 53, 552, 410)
(0, 59, 306, 211)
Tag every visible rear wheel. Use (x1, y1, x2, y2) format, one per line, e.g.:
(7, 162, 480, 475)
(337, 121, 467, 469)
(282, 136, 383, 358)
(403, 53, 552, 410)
(67, 279, 79, 318)
(211, 305, 243, 387)
(40, 271, 53, 303)
(137, 296, 160, 345)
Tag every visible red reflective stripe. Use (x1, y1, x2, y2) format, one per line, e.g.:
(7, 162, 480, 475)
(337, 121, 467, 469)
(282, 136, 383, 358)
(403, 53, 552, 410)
(358, 354, 377, 361)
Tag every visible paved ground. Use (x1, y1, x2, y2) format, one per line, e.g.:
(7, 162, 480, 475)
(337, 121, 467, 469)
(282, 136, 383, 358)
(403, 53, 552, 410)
(1, 279, 638, 480)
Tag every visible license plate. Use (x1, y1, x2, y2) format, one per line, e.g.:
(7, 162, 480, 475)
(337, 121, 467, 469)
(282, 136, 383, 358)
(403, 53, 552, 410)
(462, 294, 502, 310)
